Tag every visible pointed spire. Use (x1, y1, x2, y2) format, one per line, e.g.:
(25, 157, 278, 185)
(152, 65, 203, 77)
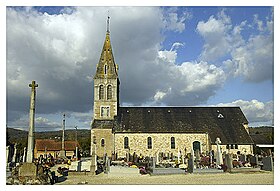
(94, 14, 118, 79)
(107, 11, 110, 33)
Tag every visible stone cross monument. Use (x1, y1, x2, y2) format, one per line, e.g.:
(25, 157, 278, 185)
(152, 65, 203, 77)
(215, 137, 223, 166)
(26, 80, 38, 163)
(60, 113, 66, 158)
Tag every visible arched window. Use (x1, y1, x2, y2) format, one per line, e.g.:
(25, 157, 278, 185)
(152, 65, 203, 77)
(147, 137, 152, 149)
(101, 139, 105, 147)
(124, 137, 129, 149)
(171, 137, 175, 149)
(107, 85, 112, 100)
(99, 85, 104, 100)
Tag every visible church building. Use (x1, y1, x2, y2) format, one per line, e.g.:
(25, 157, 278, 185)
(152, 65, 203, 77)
(90, 17, 254, 160)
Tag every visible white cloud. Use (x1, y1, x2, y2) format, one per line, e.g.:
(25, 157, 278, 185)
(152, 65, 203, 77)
(162, 7, 192, 33)
(7, 7, 191, 126)
(197, 10, 273, 83)
(154, 44, 226, 105)
(213, 99, 273, 126)
(196, 15, 231, 61)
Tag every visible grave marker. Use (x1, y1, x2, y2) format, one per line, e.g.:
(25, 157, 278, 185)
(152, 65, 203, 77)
(262, 156, 273, 171)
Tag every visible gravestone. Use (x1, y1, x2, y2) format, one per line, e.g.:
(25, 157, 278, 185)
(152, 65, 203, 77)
(90, 140, 97, 175)
(77, 160, 82, 172)
(250, 155, 258, 167)
(152, 157, 156, 169)
(22, 147, 26, 163)
(155, 152, 159, 164)
(239, 154, 246, 163)
(225, 154, 233, 172)
(6, 146, 10, 166)
(262, 156, 273, 171)
(187, 149, 195, 173)
(12, 143, 17, 163)
(187, 154, 194, 173)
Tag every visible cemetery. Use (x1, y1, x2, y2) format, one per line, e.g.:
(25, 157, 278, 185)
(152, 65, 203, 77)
(5, 80, 274, 185)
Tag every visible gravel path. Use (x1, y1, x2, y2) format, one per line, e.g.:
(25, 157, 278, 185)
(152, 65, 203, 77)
(56, 166, 273, 185)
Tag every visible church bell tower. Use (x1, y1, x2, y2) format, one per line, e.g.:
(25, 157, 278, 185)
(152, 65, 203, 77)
(91, 16, 119, 157)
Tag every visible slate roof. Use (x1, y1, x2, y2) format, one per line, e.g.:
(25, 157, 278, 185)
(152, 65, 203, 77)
(112, 107, 253, 145)
(250, 134, 274, 145)
(35, 139, 80, 151)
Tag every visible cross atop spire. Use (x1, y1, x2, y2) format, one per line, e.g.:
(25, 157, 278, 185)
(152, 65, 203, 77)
(107, 11, 110, 33)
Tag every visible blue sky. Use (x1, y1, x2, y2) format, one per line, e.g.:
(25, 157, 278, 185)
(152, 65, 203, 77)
(6, 6, 274, 131)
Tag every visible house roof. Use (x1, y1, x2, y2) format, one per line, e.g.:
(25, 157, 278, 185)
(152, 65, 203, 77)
(35, 139, 80, 151)
(110, 107, 253, 144)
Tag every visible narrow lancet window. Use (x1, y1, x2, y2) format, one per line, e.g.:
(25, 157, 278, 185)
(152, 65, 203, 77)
(124, 137, 129, 149)
(99, 85, 104, 99)
(101, 139, 105, 147)
(147, 137, 152, 149)
(171, 137, 175, 149)
(107, 85, 112, 100)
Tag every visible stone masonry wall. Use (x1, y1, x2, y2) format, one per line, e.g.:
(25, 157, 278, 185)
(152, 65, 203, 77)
(211, 144, 253, 155)
(91, 128, 114, 157)
(114, 133, 209, 158)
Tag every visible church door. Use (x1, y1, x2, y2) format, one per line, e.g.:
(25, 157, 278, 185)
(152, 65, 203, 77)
(193, 141, 201, 152)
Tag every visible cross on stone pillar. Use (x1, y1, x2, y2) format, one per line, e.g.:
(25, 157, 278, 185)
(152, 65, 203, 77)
(26, 80, 38, 163)
(60, 113, 66, 158)
(215, 137, 223, 166)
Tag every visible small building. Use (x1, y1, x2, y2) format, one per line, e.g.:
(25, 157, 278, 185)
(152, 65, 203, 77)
(34, 139, 79, 159)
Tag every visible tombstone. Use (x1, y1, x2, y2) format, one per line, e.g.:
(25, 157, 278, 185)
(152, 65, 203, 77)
(177, 149, 181, 163)
(187, 151, 194, 173)
(104, 155, 109, 174)
(155, 152, 159, 164)
(152, 157, 156, 169)
(225, 154, 233, 172)
(12, 143, 17, 163)
(262, 156, 273, 171)
(77, 160, 82, 172)
(22, 147, 26, 163)
(132, 152, 137, 163)
(239, 154, 246, 163)
(250, 155, 258, 167)
(90, 140, 97, 175)
(215, 138, 223, 166)
(6, 146, 10, 166)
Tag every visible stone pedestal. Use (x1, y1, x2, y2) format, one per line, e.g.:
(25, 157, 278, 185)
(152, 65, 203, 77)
(18, 163, 37, 178)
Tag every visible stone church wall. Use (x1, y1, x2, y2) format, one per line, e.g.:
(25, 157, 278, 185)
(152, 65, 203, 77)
(114, 133, 209, 158)
(211, 144, 253, 155)
(91, 129, 114, 157)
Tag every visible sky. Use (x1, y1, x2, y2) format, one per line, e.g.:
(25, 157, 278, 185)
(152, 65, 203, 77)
(6, 6, 274, 131)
